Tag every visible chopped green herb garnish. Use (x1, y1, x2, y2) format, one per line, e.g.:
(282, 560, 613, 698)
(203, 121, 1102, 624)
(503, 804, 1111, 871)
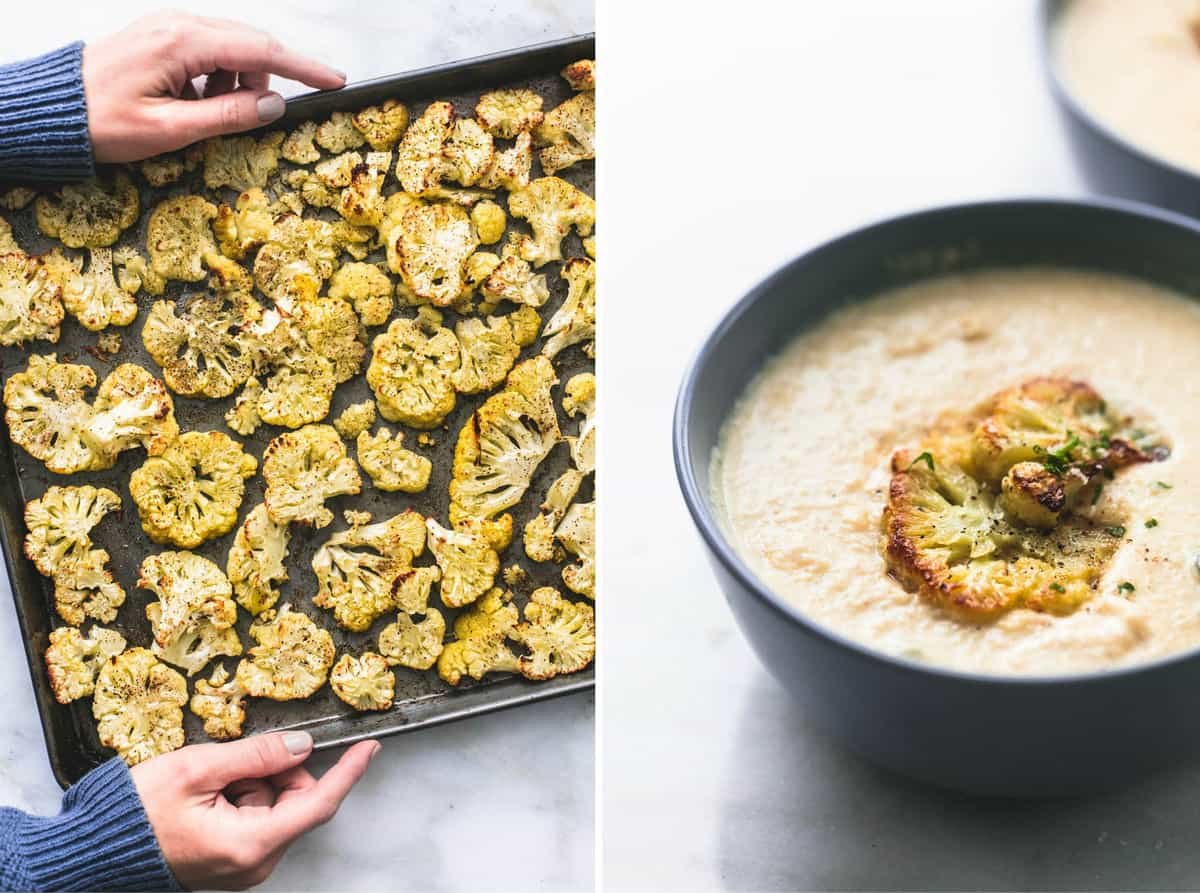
(1098, 401, 1107, 414)
(1050, 583, 1066, 593)
(1043, 433, 1082, 474)
(908, 451, 935, 472)
(1104, 469, 1115, 481)
(1156, 481, 1173, 490)
(1146, 518, 1159, 529)
(1118, 581, 1136, 594)
(1106, 525, 1127, 538)
(1091, 484, 1103, 505)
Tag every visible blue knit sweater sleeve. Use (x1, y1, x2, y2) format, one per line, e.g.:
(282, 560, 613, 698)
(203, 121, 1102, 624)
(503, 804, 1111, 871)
(0, 41, 95, 182)
(0, 757, 181, 892)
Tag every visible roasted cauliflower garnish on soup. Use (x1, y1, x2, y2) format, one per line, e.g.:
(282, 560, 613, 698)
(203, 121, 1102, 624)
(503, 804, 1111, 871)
(883, 377, 1166, 618)
(235, 605, 336, 700)
(93, 647, 188, 765)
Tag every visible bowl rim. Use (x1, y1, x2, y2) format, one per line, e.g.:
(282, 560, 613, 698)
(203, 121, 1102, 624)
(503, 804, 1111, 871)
(1038, 0, 1200, 190)
(672, 194, 1200, 688)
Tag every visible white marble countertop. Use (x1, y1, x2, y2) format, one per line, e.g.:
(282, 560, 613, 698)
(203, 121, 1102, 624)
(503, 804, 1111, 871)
(0, 2, 594, 891)
(602, 0, 1200, 889)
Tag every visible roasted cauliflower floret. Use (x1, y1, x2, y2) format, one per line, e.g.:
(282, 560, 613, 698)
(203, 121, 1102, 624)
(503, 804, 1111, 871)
(334, 401, 377, 440)
(146, 196, 218, 282)
(543, 257, 596, 358)
(452, 305, 541, 394)
(449, 356, 561, 538)
(130, 431, 257, 548)
(477, 132, 533, 192)
(281, 120, 321, 164)
(337, 151, 391, 227)
(113, 246, 166, 296)
(202, 132, 284, 192)
(44, 625, 126, 703)
(999, 461, 1091, 530)
(213, 188, 273, 260)
(262, 424, 362, 528)
(475, 89, 544, 138)
(253, 215, 365, 304)
(583, 236, 595, 258)
(0, 252, 64, 345)
(139, 154, 185, 187)
(0, 186, 36, 210)
(227, 503, 291, 616)
(87, 362, 180, 459)
(315, 151, 363, 188)
(235, 605, 336, 700)
(396, 101, 455, 195)
(142, 290, 262, 398)
(190, 663, 246, 740)
(561, 59, 596, 91)
(257, 346, 338, 428)
(93, 648, 187, 765)
(285, 169, 339, 209)
(24, 485, 121, 578)
(352, 99, 410, 150)
(366, 307, 461, 428)
(535, 92, 595, 175)
(523, 468, 584, 563)
(316, 111, 367, 153)
(436, 588, 521, 685)
(96, 332, 122, 355)
(378, 609, 445, 670)
(426, 518, 499, 609)
(311, 509, 433, 631)
(563, 372, 596, 473)
(330, 652, 395, 711)
(390, 201, 479, 307)
(356, 428, 432, 493)
(470, 200, 507, 245)
(225, 376, 263, 436)
(511, 587, 595, 680)
(436, 118, 495, 187)
(147, 602, 243, 678)
(480, 253, 551, 308)
(327, 262, 394, 327)
(35, 174, 139, 248)
(60, 248, 137, 331)
(556, 501, 595, 599)
(296, 295, 365, 383)
(52, 549, 126, 626)
(139, 551, 241, 675)
(508, 178, 595, 268)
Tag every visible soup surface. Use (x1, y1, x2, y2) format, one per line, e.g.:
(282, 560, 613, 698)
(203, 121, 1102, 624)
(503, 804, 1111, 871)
(715, 268, 1200, 675)
(1056, 0, 1200, 174)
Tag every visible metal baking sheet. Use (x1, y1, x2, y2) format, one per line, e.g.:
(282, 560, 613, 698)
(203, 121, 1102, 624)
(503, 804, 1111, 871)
(0, 33, 595, 788)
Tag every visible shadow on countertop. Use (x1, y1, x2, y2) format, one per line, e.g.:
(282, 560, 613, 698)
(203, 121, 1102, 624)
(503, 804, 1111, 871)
(718, 674, 1200, 891)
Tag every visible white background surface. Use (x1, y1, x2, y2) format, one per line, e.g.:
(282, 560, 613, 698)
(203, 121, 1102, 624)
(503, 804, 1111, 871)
(602, 0, 1200, 890)
(0, 2, 595, 892)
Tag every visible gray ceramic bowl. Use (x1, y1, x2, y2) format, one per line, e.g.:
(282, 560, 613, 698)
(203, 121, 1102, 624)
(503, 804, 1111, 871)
(674, 197, 1200, 797)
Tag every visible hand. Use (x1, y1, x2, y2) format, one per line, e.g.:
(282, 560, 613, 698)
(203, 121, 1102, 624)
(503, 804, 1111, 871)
(131, 731, 379, 890)
(81, 12, 346, 163)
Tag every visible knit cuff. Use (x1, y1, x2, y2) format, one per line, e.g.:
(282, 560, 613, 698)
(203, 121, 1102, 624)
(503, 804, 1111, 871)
(16, 758, 181, 892)
(0, 41, 95, 182)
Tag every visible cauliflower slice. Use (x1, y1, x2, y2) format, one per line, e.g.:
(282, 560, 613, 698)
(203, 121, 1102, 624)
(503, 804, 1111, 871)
(24, 485, 121, 578)
(449, 356, 561, 539)
(475, 89, 545, 138)
(352, 99, 409, 150)
(59, 248, 137, 332)
(508, 178, 595, 268)
(93, 648, 188, 766)
(311, 509, 432, 631)
(543, 257, 596, 359)
(471, 200, 507, 245)
(281, 120, 321, 164)
(227, 503, 291, 616)
(285, 169, 339, 209)
(147, 602, 242, 678)
(452, 305, 541, 395)
(556, 501, 595, 599)
(366, 307, 461, 428)
(511, 587, 595, 680)
(0, 186, 36, 210)
(52, 549, 126, 626)
(252, 215, 356, 304)
(316, 111, 367, 153)
(139, 155, 185, 187)
(142, 290, 262, 398)
(139, 551, 240, 675)
(524, 468, 584, 563)
(130, 431, 257, 548)
(213, 188, 274, 260)
(356, 428, 432, 493)
(337, 151, 392, 227)
(225, 376, 263, 436)
(113, 246, 166, 296)
(315, 152, 363, 188)
(34, 174, 139, 248)
(426, 518, 499, 609)
(391, 201, 479, 306)
(327, 262, 394, 327)
(535, 92, 595, 175)
(257, 345, 338, 428)
(330, 652, 395, 711)
(202, 132, 284, 192)
(436, 588, 521, 685)
(561, 59, 596, 91)
(436, 118, 495, 187)
(378, 609, 445, 670)
(96, 332, 121, 355)
(477, 132, 533, 192)
(87, 362, 180, 459)
(563, 372, 596, 473)
(334, 401, 377, 440)
(481, 253, 551, 309)
(44, 625, 126, 703)
(0, 252, 64, 345)
(262, 424, 362, 528)
(396, 101, 455, 194)
(296, 295, 365, 383)
(190, 663, 246, 740)
(146, 196, 219, 282)
(235, 605, 336, 700)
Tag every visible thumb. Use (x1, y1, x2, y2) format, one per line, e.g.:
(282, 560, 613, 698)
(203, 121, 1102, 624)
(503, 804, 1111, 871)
(180, 731, 314, 790)
(161, 88, 286, 144)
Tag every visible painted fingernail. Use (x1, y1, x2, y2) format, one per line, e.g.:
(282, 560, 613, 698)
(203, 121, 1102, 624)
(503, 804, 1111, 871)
(257, 92, 285, 122)
(369, 741, 382, 761)
(334, 69, 348, 82)
(283, 731, 312, 755)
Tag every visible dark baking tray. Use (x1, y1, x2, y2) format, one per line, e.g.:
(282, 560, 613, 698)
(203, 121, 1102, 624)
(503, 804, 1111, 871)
(0, 33, 595, 788)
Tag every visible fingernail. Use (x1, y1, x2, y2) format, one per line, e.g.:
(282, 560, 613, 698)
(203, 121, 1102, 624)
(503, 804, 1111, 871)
(334, 69, 348, 82)
(368, 742, 382, 761)
(283, 731, 312, 755)
(257, 92, 285, 122)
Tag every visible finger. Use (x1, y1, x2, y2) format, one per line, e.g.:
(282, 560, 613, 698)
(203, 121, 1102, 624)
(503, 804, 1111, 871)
(226, 777, 277, 808)
(239, 71, 270, 92)
(203, 68, 237, 98)
(259, 741, 379, 848)
(158, 87, 287, 144)
(178, 731, 315, 791)
(177, 26, 345, 89)
(270, 764, 317, 797)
